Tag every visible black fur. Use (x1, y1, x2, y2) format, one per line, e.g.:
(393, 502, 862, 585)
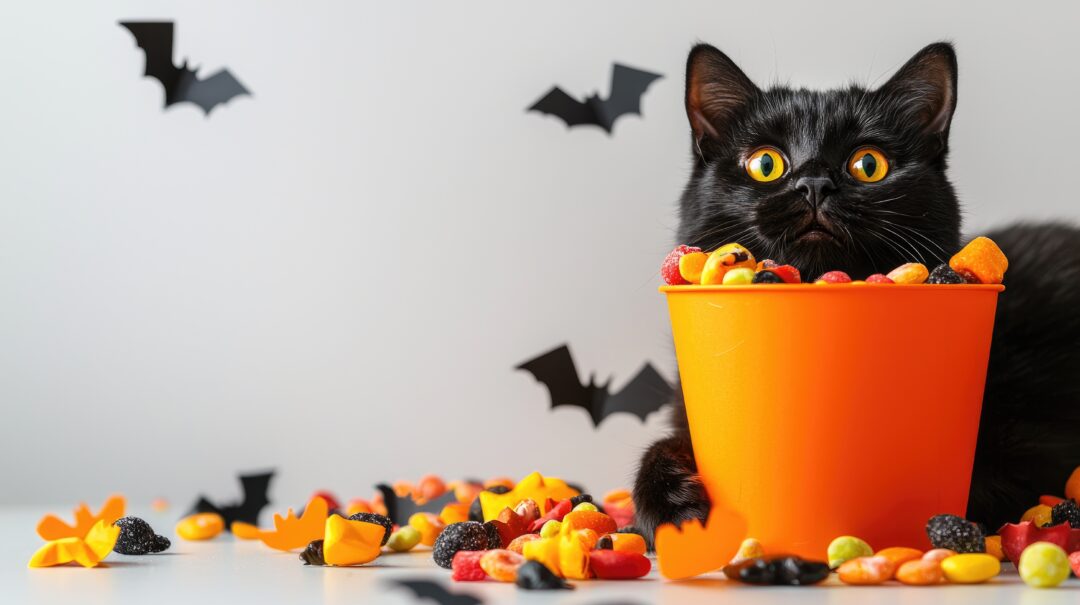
(634, 42, 1080, 546)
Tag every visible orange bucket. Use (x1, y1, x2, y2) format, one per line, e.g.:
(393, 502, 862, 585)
(662, 283, 1003, 557)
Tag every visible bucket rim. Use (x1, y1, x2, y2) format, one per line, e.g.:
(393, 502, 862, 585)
(659, 283, 1005, 294)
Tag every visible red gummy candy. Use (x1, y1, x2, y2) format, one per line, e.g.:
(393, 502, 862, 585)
(866, 273, 894, 284)
(529, 499, 574, 533)
(451, 550, 488, 581)
(1040, 495, 1065, 507)
(589, 549, 651, 579)
(997, 521, 1075, 564)
(661, 245, 702, 285)
(311, 490, 341, 511)
(816, 271, 851, 284)
(1070, 551, 1080, 576)
(770, 265, 801, 284)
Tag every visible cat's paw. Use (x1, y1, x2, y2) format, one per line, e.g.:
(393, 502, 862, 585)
(632, 433, 710, 549)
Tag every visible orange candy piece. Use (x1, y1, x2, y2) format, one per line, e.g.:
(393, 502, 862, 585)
(558, 531, 591, 580)
(896, 559, 944, 585)
(28, 520, 120, 568)
(655, 506, 748, 580)
(439, 502, 470, 525)
(507, 533, 542, 555)
(177, 513, 225, 540)
(36, 495, 126, 541)
(1065, 466, 1080, 501)
(258, 496, 329, 551)
(984, 535, 1005, 561)
(678, 252, 709, 284)
(480, 549, 525, 582)
(323, 515, 384, 566)
(886, 262, 929, 284)
(922, 548, 957, 564)
(606, 532, 647, 555)
(560, 510, 617, 536)
(414, 475, 447, 504)
(876, 547, 923, 576)
(409, 512, 446, 546)
(949, 236, 1008, 284)
(838, 556, 894, 585)
(230, 521, 261, 540)
(478, 472, 578, 521)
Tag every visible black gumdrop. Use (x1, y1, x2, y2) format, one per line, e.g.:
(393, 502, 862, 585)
(927, 263, 965, 284)
(752, 270, 784, 284)
(515, 560, 573, 590)
(113, 516, 171, 555)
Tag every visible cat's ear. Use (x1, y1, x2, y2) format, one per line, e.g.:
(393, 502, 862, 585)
(685, 44, 759, 146)
(878, 42, 958, 139)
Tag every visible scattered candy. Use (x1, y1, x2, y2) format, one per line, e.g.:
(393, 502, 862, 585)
(479, 473, 578, 522)
(112, 516, 170, 555)
(572, 501, 598, 513)
(724, 556, 829, 585)
(257, 496, 329, 551)
(28, 519, 120, 568)
(1050, 499, 1080, 527)
(927, 263, 965, 284)
(515, 560, 572, 590)
(815, 270, 852, 284)
(662, 245, 702, 285)
(1021, 504, 1053, 527)
(540, 520, 562, 538)
(827, 535, 873, 569)
(886, 262, 929, 284)
(837, 556, 893, 585)
(865, 273, 894, 284)
(722, 267, 755, 285)
(997, 521, 1074, 564)
(896, 559, 943, 585)
(451, 550, 488, 581)
(590, 550, 651, 579)
(940, 553, 1000, 584)
(433, 522, 491, 569)
(875, 546, 922, 575)
(1018, 541, 1070, 588)
(387, 526, 422, 552)
(679, 251, 709, 284)
(984, 535, 1005, 561)
(949, 236, 1008, 284)
(921, 548, 957, 564)
(176, 513, 225, 541)
(347, 512, 392, 546)
(409, 512, 447, 547)
(729, 537, 765, 564)
(559, 510, 617, 536)
(507, 533, 541, 554)
(479, 548, 525, 582)
(323, 515, 384, 566)
(926, 514, 984, 553)
(752, 270, 784, 284)
(558, 531, 591, 580)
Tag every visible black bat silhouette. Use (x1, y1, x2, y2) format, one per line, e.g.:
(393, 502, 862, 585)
(119, 21, 250, 115)
(517, 344, 674, 427)
(375, 484, 459, 526)
(190, 470, 273, 528)
(528, 63, 662, 134)
(388, 579, 482, 605)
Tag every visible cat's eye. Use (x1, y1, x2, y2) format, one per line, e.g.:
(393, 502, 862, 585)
(745, 147, 786, 183)
(848, 147, 889, 183)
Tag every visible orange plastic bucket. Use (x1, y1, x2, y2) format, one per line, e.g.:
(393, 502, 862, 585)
(661, 283, 1003, 558)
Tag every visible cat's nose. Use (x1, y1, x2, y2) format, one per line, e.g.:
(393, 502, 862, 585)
(794, 176, 837, 209)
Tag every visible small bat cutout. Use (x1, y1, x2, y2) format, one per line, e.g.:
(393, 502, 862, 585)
(516, 344, 674, 427)
(388, 579, 483, 605)
(120, 21, 250, 115)
(528, 63, 662, 134)
(375, 484, 459, 526)
(190, 470, 274, 528)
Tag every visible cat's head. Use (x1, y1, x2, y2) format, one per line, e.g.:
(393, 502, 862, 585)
(677, 42, 962, 280)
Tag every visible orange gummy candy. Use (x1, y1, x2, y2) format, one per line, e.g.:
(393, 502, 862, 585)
(409, 512, 446, 546)
(559, 510, 617, 536)
(949, 236, 1008, 284)
(479, 548, 525, 582)
(896, 559, 944, 585)
(876, 547, 923, 576)
(838, 555, 894, 585)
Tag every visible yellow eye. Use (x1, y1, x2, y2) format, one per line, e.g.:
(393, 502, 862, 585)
(745, 147, 786, 182)
(848, 147, 889, 183)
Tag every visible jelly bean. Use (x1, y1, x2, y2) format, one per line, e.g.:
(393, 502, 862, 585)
(176, 513, 224, 541)
(866, 273, 894, 284)
(572, 502, 598, 513)
(714, 243, 756, 270)
(480, 548, 525, 582)
(515, 560, 572, 590)
(984, 535, 1005, 561)
(886, 262, 929, 284)
(896, 559, 944, 585)
(940, 553, 1000, 584)
(921, 548, 957, 564)
(559, 510, 618, 536)
(514, 499, 540, 523)
(729, 537, 764, 564)
(575, 528, 599, 550)
(679, 251, 709, 284)
(387, 526, 422, 552)
(590, 549, 651, 579)
(408, 512, 446, 547)
(815, 270, 852, 284)
(1021, 504, 1053, 527)
(451, 550, 488, 581)
(725, 556, 829, 585)
(1018, 542, 1070, 588)
(606, 532, 647, 556)
(415, 474, 447, 503)
(1067, 466, 1080, 501)
(752, 270, 784, 284)
(837, 556, 893, 585)
(523, 537, 561, 577)
(722, 267, 755, 285)
(540, 520, 562, 538)
(770, 265, 801, 283)
(662, 245, 702, 285)
(827, 535, 873, 568)
(949, 236, 1007, 284)
(507, 533, 541, 555)
(875, 547, 922, 575)
(558, 532, 591, 580)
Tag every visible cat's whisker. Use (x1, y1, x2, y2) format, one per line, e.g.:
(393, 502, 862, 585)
(867, 194, 908, 206)
(877, 223, 928, 263)
(883, 221, 949, 264)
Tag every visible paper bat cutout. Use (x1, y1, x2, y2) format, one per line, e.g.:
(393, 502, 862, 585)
(28, 520, 120, 568)
(528, 63, 662, 134)
(388, 579, 483, 605)
(190, 470, 273, 528)
(119, 21, 251, 115)
(376, 484, 458, 526)
(655, 506, 747, 579)
(257, 495, 329, 551)
(516, 344, 674, 427)
(36, 495, 126, 541)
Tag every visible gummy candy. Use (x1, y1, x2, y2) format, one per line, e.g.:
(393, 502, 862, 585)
(678, 252, 709, 284)
(589, 550, 651, 579)
(827, 535, 873, 568)
(896, 559, 943, 585)
(557, 531, 591, 580)
(1018, 541, 1070, 588)
(480, 473, 577, 522)
(559, 510, 617, 536)
(815, 270, 851, 284)
(479, 548, 525, 582)
(922, 548, 956, 564)
(949, 236, 1007, 284)
(451, 550, 488, 581)
(507, 533, 541, 554)
(886, 262, 929, 284)
(1050, 498, 1080, 527)
(347, 512, 392, 545)
(387, 526, 422, 552)
(323, 515, 384, 566)
(1021, 504, 1053, 527)
(515, 560, 572, 590)
(927, 263, 965, 284)
(523, 536, 561, 576)
(752, 270, 784, 284)
(724, 555, 829, 585)
(605, 532, 646, 555)
(540, 520, 562, 538)
(528, 498, 573, 533)
(177, 513, 225, 541)
(432, 521, 490, 569)
(940, 553, 1000, 583)
(409, 512, 446, 546)
(662, 245, 702, 285)
(997, 521, 1073, 564)
(701, 243, 755, 285)
(875, 546, 922, 574)
(37, 495, 126, 541)
(865, 273, 894, 284)
(112, 516, 170, 555)
(722, 267, 755, 285)
(984, 535, 1005, 561)
(837, 556, 893, 584)
(729, 537, 765, 564)
(258, 496, 328, 551)
(571, 501, 598, 513)
(926, 514, 984, 553)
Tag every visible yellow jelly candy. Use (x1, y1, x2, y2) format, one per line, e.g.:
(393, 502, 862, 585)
(478, 473, 578, 522)
(323, 515, 384, 566)
(827, 535, 874, 569)
(722, 267, 755, 285)
(177, 513, 225, 541)
(886, 262, 929, 284)
(609, 532, 647, 556)
(1018, 541, 1070, 588)
(729, 537, 765, 564)
(408, 512, 446, 547)
(949, 236, 1007, 284)
(523, 536, 561, 576)
(572, 501, 598, 513)
(713, 243, 756, 270)
(678, 252, 709, 284)
(540, 520, 562, 538)
(387, 526, 422, 552)
(558, 531, 591, 580)
(940, 553, 1000, 584)
(1021, 504, 1053, 528)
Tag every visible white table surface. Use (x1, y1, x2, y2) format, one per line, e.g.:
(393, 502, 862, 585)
(4, 506, 1079, 604)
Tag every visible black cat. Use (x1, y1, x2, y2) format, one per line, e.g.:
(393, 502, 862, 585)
(633, 42, 1080, 545)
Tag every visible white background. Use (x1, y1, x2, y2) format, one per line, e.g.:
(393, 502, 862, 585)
(2, 0, 1078, 507)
